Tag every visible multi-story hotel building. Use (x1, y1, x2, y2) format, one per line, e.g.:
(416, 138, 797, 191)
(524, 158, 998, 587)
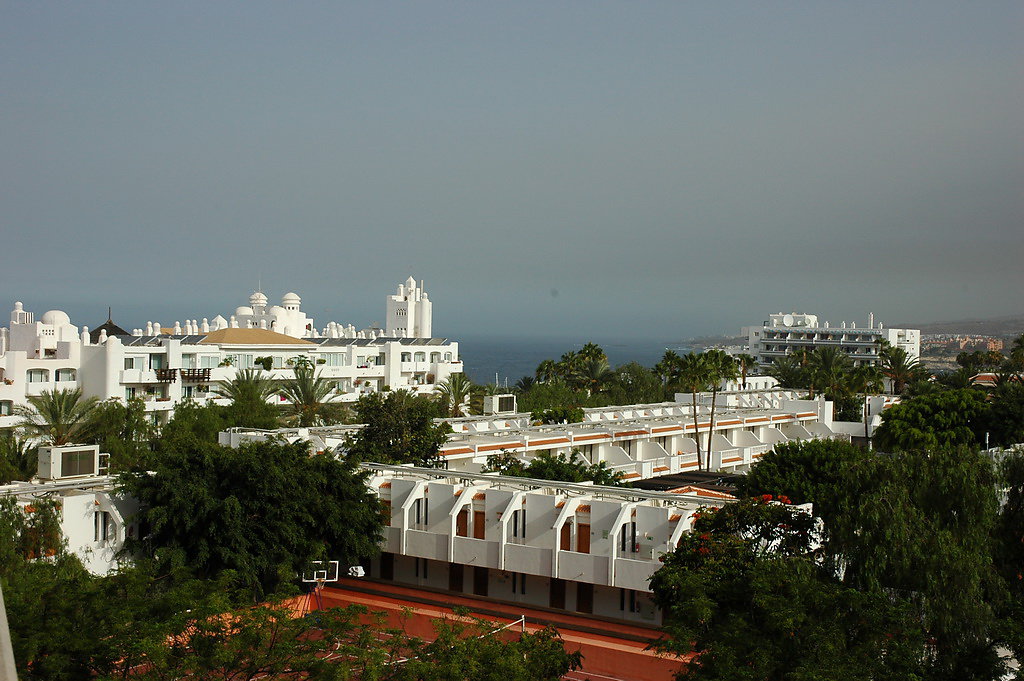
(743, 312, 920, 367)
(0, 279, 461, 429)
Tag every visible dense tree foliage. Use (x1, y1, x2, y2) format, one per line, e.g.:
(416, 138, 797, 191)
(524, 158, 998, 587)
(669, 439, 1017, 680)
(119, 438, 384, 597)
(484, 449, 625, 486)
(873, 388, 989, 451)
(345, 389, 451, 466)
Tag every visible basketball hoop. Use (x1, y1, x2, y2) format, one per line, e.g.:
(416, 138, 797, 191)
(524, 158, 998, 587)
(301, 560, 341, 612)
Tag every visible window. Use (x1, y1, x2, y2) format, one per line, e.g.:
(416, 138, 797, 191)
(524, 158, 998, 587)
(621, 439, 634, 456)
(414, 557, 429, 579)
(401, 352, 412, 363)
(0, 401, 12, 416)
(414, 352, 426, 362)
(62, 449, 95, 476)
(511, 508, 527, 541)
(98, 453, 109, 475)
(430, 352, 441, 363)
(324, 353, 345, 367)
(512, 572, 527, 595)
(26, 369, 49, 383)
(413, 498, 429, 527)
(124, 357, 137, 370)
(125, 387, 136, 400)
(181, 354, 197, 369)
(94, 511, 112, 542)
(183, 385, 194, 398)
(620, 521, 638, 554)
(200, 356, 220, 369)
(444, 353, 452, 361)
(55, 368, 76, 382)
(620, 589, 640, 613)
(149, 354, 165, 370)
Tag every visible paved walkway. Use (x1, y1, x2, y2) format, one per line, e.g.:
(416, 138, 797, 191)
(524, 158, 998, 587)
(304, 578, 688, 681)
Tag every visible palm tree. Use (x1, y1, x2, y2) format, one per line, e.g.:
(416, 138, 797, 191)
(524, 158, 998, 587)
(654, 350, 681, 389)
(578, 342, 607, 364)
(677, 353, 711, 470)
(277, 364, 340, 426)
(214, 368, 277, 405)
(574, 358, 614, 397)
(736, 354, 758, 390)
(556, 351, 582, 385)
(704, 351, 738, 469)
(0, 432, 35, 483)
(880, 346, 923, 395)
(766, 357, 805, 389)
(15, 387, 100, 445)
(513, 376, 535, 393)
(808, 347, 853, 404)
(436, 373, 474, 417)
(535, 360, 557, 383)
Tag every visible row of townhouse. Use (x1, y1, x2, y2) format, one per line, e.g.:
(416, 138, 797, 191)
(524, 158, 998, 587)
(0, 280, 460, 429)
(363, 463, 755, 624)
(222, 390, 848, 480)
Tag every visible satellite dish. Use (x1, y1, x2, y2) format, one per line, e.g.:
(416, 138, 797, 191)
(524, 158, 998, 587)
(782, 314, 794, 327)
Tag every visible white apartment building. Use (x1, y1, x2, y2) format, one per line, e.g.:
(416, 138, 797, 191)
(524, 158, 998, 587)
(0, 278, 460, 429)
(365, 463, 761, 624)
(743, 312, 920, 367)
(222, 390, 847, 481)
(0, 444, 137, 576)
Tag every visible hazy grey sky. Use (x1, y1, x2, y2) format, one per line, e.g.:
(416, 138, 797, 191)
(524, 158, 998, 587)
(2, 2, 1021, 341)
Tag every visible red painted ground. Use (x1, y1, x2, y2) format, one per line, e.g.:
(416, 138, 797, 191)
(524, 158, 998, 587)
(300, 577, 688, 681)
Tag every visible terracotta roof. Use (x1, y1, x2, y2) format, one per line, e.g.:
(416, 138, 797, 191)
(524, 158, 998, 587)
(199, 328, 317, 346)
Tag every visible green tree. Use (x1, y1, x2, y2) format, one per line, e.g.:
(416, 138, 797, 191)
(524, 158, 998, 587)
(436, 372, 474, 417)
(603, 362, 668, 406)
(214, 368, 280, 428)
(849, 364, 884, 440)
(650, 497, 925, 681)
(574, 358, 614, 397)
(881, 346, 925, 395)
(345, 390, 451, 467)
(277, 363, 342, 427)
(765, 356, 805, 390)
(485, 449, 624, 486)
(873, 388, 989, 452)
(86, 397, 152, 471)
(119, 438, 383, 597)
(530, 406, 584, 425)
(14, 387, 99, 445)
(517, 379, 586, 414)
(735, 353, 758, 390)
(0, 432, 35, 483)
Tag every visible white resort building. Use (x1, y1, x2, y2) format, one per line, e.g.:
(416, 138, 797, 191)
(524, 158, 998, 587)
(743, 312, 920, 367)
(0, 278, 461, 429)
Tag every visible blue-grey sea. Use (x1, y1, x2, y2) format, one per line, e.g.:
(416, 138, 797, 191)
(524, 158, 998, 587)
(455, 336, 696, 387)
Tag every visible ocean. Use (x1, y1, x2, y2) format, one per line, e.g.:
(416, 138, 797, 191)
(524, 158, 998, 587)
(455, 335, 694, 387)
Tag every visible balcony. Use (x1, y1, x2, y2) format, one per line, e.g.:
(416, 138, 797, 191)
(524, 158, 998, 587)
(154, 368, 178, 382)
(180, 368, 212, 382)
(504, 544, 553, 577)
(406, 530, 448, 562)
(613, 557, 659, 592)
(557, 551, 610, 586)
(453, 537, 500, 569)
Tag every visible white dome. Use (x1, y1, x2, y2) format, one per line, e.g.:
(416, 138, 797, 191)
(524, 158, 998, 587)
(249, 291, 268, 306)
(268, 305, 286, 316)
(235, 306, 254, 316)
(41, 310, 71, 326)
(281, 292, 301, 304)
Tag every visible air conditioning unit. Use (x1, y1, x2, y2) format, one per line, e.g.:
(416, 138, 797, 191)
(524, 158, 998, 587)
(483, 394, 517, 415)
(37, 444, 103, 481)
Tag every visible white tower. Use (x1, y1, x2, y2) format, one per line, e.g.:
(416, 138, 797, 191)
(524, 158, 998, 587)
(386, 276, 432, 338)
